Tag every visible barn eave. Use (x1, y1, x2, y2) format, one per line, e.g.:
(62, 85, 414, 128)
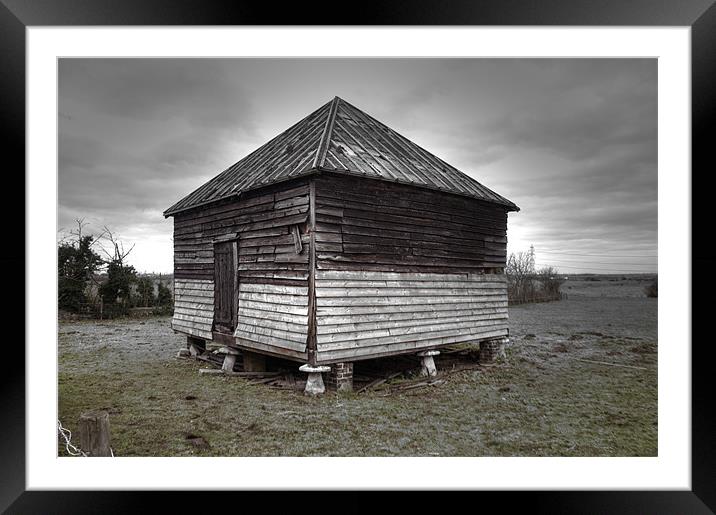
(163, 166, 519, 218)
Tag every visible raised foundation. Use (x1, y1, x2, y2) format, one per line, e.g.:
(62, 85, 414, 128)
(243, 351, 266, 372)
(220, 347, 240, 373)
(326, 362, 354, 392)
(417, 350, 440, 377)
(299, 364, 331, 395)
(187, 336, 206, 357)
(479, 337, 508, 363)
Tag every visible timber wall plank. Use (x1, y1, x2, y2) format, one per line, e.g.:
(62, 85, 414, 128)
(234, 282, 308, 354)
(172, 278, 214, 340)
(172, 179, 311, 285)
(171, 179, 311, 354)
(314, 270, 508, 363)
(313, 175, 509, 273)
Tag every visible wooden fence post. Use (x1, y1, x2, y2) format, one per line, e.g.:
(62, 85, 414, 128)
(78, 410, 112, 456)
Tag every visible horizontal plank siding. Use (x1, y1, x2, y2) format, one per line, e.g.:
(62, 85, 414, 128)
(172, 278, 214, 340)
(313, 175, 509, 274)
(172, 179, 311, 282)
(234, 282, 309, 355)
(314, 271, 508, 363)
(171, 179, 312, 359)
(317, 329, 508, 363)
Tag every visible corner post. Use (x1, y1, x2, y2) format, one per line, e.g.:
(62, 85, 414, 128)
(306, 178, 318, 366)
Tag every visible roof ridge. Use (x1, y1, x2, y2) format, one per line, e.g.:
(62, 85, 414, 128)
(312, 96, 341, 169)
(330, 97, 517, 209)
(165, 96, 519, 217)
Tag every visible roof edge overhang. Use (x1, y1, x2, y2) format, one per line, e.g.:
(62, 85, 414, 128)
(164, 166, 519, 218)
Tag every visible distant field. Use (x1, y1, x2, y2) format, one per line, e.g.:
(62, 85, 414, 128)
(561, 274, 657, 299)
(58, 274, 657, 457)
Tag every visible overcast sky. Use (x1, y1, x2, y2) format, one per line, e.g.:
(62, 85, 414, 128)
(58, 58, 657, 274)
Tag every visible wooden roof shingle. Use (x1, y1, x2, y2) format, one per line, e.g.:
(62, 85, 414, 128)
(164, 97, 518, 216)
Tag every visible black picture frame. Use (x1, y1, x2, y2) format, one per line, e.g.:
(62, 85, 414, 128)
(3, 1, 713, 512)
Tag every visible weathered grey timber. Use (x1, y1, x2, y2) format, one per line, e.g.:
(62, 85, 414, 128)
(78, 410, 112, 457)
(164, 97, 518, 373)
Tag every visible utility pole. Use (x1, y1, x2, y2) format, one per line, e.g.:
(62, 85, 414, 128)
(528, 244, 536, 274)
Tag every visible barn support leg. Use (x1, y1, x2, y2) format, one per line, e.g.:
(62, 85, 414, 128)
(326, 362, 353, 392)
(219, 347, 240, 373)
(187, 337, 205, 357)
(299, 364, 331, 395)
(243, 351, 266, 372)
(417, 350, 440, 377)
(479, 338, 508, 364)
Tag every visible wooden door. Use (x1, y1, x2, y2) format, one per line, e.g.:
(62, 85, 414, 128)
(213, 240, 237, 333)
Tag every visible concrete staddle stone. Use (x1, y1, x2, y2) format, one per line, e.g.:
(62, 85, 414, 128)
(417, 351, 440, 377)
(176, 349, 190, 358)
(299, 364, 331, 396)
(222, 353, 237, 373)
(188, 343, 202, 357)
(417, 350, 440, 357)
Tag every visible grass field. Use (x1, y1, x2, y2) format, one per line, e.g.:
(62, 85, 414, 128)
(58, 275, 657, 457)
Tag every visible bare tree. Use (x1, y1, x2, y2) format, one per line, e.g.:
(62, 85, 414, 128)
(98, 225, 135, 266)
(98, 227, 137, 313)
(505, 251, 536, 303)
(536, 266, 564, 298)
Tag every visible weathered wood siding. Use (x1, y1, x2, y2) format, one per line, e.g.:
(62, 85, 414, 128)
(234, 282, 308, 358)
(172, 179, 311, 351)
(313, 175, 508, 273)
(312, 174, 510, 363)
(171, 173, 511, 363)
(314, 271, 509, 363)
(172, 278, 214, 340)
(173, 179, 311, 283)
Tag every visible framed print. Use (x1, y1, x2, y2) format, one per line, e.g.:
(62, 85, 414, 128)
(3, 0, 714, 512)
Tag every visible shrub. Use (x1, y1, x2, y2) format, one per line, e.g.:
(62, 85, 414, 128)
(58, 234, 102, 312)
(536, 266, 564, 298)
(644, 278, 658, 298)
(135, 276, 156, 307)
(156, 282, 173, 307)
(151, 305, 174, 316)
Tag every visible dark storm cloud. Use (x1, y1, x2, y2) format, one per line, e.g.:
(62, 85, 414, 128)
(58, 58, 657, 273)
(59, 59, 258, 131)
(474, 71, 656, 160)
(58, 59, 267, 272)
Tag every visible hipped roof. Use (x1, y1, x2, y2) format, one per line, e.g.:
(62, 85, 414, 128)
(164, 96, 519, 217)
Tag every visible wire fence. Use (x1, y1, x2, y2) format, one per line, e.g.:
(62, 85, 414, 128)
(58, 419, 114, 457)
(57, 420, 87, 457)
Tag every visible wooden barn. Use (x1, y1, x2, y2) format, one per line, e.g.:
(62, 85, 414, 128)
(164, 96, 519, 393)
